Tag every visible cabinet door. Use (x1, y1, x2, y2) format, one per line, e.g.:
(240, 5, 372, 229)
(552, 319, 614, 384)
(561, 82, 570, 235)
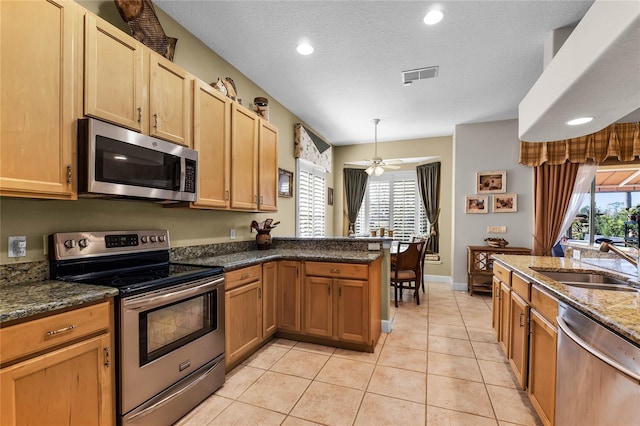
(258, 119, 278, 211)
(278, 261, 301, 332)
(0, 0, 78, 199)
(304, 276, 333, 337)
(491, 277, 501, 338)
(498, 281, 511, 354)
(528, 309, 557, 426)
(262, 262, 278, 338)
(149, 55, 192, 146)
(84, 13, 144, 132)
(0, 334, 113, 426)
(225, 281, 262, 367)
(192, 80, 231, 209)
(336, 278, 368, 343)
(508, 291, 529, 389)
(230, 103, 258, 210)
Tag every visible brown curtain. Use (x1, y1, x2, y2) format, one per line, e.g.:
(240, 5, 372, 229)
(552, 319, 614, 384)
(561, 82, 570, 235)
(533, 162, 580, 256)
(520, 122, 639, 166)
(343, 168, 368, 235)
(416, 162, 441, 252)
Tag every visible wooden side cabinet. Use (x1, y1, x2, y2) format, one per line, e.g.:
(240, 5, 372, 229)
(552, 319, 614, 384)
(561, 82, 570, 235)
(0, 300, 114, 426)
(467, 246, 531, 295)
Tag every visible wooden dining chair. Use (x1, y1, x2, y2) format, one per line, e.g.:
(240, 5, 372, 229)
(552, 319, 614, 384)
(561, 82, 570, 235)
(411, 236, 431, 293)
(390, 241, 425, 307)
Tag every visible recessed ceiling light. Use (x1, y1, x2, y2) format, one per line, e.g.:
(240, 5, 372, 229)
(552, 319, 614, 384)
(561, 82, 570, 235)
(424, 10, 444, 25)
(567, 116, 594, 126)
(296, 43, 314, 55)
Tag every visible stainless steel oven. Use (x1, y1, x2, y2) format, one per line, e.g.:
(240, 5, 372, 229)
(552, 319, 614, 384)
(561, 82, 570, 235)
(49, 230, 225, 426)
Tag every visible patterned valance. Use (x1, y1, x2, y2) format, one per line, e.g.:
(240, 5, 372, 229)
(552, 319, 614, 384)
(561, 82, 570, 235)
(519, 122, 640, 167)
(294, 124, 332, 172)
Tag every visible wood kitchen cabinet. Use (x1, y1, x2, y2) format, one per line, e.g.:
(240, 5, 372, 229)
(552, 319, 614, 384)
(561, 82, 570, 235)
(230, 103, 259, 210)
(508, 289, 529, 389)
(0, 300, 114, 426)
(224, 264, 277, 369)
(191, 79, 231, 209)
(499, 280, 511, 354)
(230, 102, 278, 211)
(303, 259, 381, 348)
(0, 0, 79, 200)
(278, 261, 302, 332)
(258, 120, 278, 211)
(84, 13, 192, 146)
(528, 285, 558, 426)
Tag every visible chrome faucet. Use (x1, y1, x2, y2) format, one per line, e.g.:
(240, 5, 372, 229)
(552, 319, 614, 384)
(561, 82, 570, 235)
(599, 242, 640, 282)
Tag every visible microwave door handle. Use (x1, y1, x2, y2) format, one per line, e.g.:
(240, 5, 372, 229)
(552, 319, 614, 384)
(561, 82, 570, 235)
(175, 159, 182, 190)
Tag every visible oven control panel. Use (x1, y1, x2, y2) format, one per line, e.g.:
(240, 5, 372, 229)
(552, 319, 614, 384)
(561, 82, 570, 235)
(50, 230, 170, 260)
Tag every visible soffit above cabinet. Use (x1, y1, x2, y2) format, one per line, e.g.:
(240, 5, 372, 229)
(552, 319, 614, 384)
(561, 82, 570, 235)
(519, 0, 640, 142)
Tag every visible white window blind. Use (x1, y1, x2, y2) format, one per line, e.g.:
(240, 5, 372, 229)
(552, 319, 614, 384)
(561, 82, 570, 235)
(297, 160, 326, 237)
(355, 171, 429, 242)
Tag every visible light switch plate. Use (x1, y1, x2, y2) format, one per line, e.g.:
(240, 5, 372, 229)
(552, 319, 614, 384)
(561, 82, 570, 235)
(368, 243, 381, 251)
(230, 229, 236, 240)
(487, 226, 507, 233)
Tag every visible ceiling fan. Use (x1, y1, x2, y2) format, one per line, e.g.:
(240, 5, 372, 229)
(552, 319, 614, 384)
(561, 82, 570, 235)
(360, 119, 402, 176)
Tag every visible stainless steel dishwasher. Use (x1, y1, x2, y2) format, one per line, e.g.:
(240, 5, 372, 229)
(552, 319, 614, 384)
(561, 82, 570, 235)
(555, 302, 640, 426)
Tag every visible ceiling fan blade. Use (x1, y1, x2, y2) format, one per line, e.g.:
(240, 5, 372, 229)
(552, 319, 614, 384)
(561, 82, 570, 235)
(383, 165, 401, 169)
(383, 159, 403, 165)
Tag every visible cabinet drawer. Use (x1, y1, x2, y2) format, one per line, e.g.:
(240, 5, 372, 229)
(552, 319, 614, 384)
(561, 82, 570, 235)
(493, 262, 511, 285)
(512, 273, 531, 301)
(531, 285, 558, 327)
(305, 262, 368, 279)
(0, 301, 111, 364)
(225, 264, 262, 290)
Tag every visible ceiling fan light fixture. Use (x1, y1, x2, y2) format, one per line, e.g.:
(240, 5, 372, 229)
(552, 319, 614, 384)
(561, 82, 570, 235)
(365, 165, 374, 175)
(374, 165, 385, 176)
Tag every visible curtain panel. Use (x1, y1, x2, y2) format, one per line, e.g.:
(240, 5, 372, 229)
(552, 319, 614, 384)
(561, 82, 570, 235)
(519, 122, 640, 166)
(416, 162, 441, 253)
(533, 162, 580, 256)
(343, 168, 368, 236)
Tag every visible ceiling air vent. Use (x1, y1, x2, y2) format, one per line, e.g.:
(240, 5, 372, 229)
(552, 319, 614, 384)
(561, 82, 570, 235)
(402, 66, 439, 85)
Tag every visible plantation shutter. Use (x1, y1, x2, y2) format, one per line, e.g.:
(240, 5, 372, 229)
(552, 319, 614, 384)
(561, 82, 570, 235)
(297, 161, 326, 237)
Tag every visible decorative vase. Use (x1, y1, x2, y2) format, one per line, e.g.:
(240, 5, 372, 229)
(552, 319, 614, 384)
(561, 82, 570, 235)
(256, 229, 272, 250)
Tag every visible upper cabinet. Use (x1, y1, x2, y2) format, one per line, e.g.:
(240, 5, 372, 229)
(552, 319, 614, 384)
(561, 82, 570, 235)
(230, 103, 259, 210)
(0, 0, 79, 200)
(258, 120, 278, 211)
(84, 13, 192, 147)
(192, 79, 231, 209)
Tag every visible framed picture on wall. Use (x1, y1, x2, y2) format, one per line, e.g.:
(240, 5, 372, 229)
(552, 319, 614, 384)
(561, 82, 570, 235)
(477, 171, 506, 194)
(493, 193, 517, 213)
(278, 168, 293, 197)
(465, 195, 489, 214)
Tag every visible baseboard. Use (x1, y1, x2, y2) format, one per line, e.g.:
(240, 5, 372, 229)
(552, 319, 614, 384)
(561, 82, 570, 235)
(451, 282, 469, 292)
(425, 274, 452, 284)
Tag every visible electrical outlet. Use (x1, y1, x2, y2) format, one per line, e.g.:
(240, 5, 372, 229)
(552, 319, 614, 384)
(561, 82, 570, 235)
(487, 226, 507, 233)
(230, 229, 236, 240)
(8, 236, 27, 258)
(572, 250, 581, 260)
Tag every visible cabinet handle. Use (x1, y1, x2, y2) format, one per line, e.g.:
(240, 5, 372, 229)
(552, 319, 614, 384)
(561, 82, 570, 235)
(241, 273, 249, 279)
(104, 347, 110, 367)
(519, 312, 525, 327)
(258, 288, 262, 299)
(254, 195, 259, 203)
(45, 324, 77, 336)
(330, 268, 340, 273)
(153, 113, 158, 128)
(225, 190, 230, 201)
(66, 165, 72, 184)
(137, 107, 142, 123)
(260, 195, 264, 204)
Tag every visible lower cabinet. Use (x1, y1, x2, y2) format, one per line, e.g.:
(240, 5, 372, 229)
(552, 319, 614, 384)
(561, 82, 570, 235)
(0, 301, 114, 426)
(528, 286, 558, 426)
(277, 261, 302, 332)
(262, 261, 277, 338)
(303, 260, 379, 347)
(508, 290, 529, 389)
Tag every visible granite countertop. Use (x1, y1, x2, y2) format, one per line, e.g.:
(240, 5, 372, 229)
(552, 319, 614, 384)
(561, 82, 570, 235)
(178, 249, 382, 271)
(0, 280, 119, 325)
(493, 255, 639, 345)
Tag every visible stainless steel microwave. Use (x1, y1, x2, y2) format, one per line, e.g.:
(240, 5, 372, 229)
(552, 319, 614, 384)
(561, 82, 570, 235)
(78, 118, 197, 202)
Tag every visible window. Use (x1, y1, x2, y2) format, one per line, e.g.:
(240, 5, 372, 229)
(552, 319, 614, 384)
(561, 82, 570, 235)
(297, 159, 326, 237)
(568, 164, 640, 246)
(355, 171, 429, 242)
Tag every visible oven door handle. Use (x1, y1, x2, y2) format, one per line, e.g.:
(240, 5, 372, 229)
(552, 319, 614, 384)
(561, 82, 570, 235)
(124, 276, 224, 311)
(126, 358, 223, 423)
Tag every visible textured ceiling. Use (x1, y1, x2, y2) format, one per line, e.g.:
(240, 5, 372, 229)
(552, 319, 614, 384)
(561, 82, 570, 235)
(155, 0, 594, 146)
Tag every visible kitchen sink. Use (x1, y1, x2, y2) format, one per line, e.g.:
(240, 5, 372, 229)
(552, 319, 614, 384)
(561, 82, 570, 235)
(537, 271, 639, 293)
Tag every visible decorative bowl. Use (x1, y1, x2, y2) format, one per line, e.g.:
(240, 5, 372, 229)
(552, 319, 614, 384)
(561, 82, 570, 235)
(485, 237, 509, 248)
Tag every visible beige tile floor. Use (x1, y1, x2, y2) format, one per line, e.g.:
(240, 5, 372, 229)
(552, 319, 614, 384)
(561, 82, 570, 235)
(176, 282, 542, 426)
